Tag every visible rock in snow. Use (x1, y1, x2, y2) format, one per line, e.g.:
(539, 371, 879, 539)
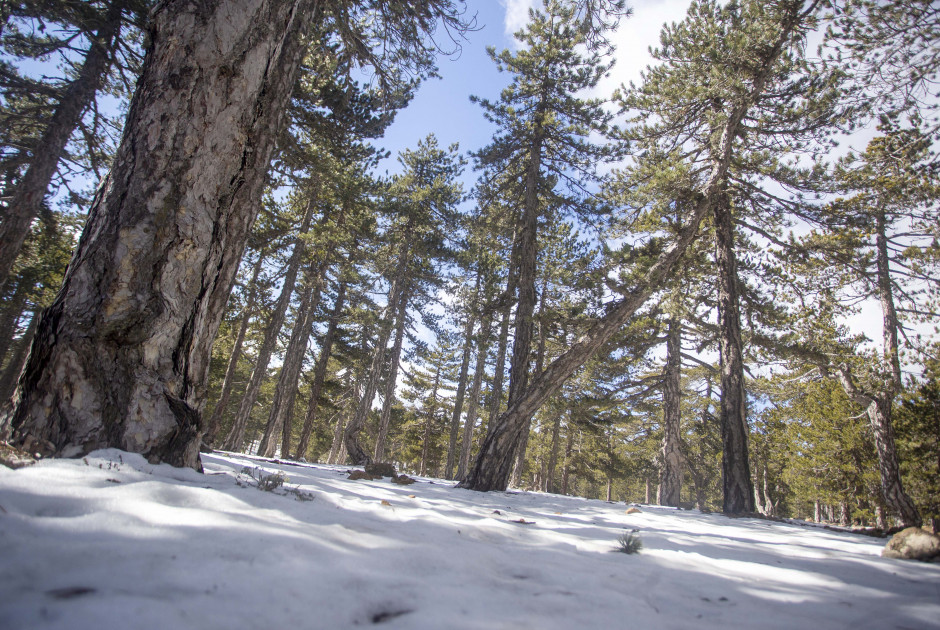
(883, 527, 940, 562)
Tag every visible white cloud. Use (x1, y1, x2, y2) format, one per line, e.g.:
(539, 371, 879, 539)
(500, 0, 536, 38)
(598, 0, 693, 97)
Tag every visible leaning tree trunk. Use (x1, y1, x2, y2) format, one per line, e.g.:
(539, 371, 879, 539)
(0, 0, 126, 289)
(294, 279, 346, 459)
(866, 395, 920, 526)
(222, 199, 317, 452)
(870, 211, 921, 526)
(205, 250, 266, 446)
(459, 103, 745, 492)
(7, 0, 316, 468)
(657, 316, 684, 507)
(460, 189, 712, 491)
(713, 192, 755, 514)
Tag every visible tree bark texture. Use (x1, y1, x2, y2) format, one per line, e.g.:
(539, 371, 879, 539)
(713, 192, 755, 514)
(657, 316, 683, 507)
(828, 209, 920, 526)
(294, 279, 346, 459)
(0, 0, 126, 288)
(205, 251, 265, 445)
(222, 199, 317, 452)
(505, 134, 542, 412)
(8, 0, 316, 468)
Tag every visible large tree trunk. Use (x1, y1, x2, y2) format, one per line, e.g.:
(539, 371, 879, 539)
(868, 396, 920, 526)
(7, 0, 315, 468)
(505, 134, 542, 413)
(658, 316, 683, 507)
(713, 192, 755, 514)
(373, 288, 409, 462)
(205, 251, 266, 446)
(829, 210, 921, 526)
(294, 279, 346, 459)
(222, 199, 317, 452)
(0, 0, 126, 288)
(446, 308, 476, 479)
(457, 312, 491, 480)
(870, 210, 920, 526)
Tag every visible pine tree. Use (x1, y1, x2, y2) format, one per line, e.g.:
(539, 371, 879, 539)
(0, 0, 147, 289)
(789, 118, 939, 526)
(5, 0, 473, 468)
(343, 135, 464, 465)
(608, 0, 845, 513)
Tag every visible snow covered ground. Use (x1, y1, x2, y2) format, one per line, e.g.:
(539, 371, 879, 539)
(1, 449, 938, 630)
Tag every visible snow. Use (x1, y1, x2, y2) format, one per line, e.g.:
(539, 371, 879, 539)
(1, 450, 938, 630)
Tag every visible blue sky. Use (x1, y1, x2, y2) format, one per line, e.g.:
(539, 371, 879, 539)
(374, 0, 697, 182)
(374, 1, 514, 180)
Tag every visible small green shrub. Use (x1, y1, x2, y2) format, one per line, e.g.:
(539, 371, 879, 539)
(616, 531, 643, 554)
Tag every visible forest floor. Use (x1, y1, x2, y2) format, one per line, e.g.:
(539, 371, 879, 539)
(1, 449, 938, 629)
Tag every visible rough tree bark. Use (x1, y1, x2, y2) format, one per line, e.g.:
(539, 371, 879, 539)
(657, 316, 683, 507)
(222, 199, 317, 452)
(294, 278, 346, 459)
(7, 0, 316, 468)
(713, 191, 755, 514)
(205, 250, 266, 446)
(510, 274, 548, 487)
(0, 0, 127, 288)
(485, 280, 513, 436)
